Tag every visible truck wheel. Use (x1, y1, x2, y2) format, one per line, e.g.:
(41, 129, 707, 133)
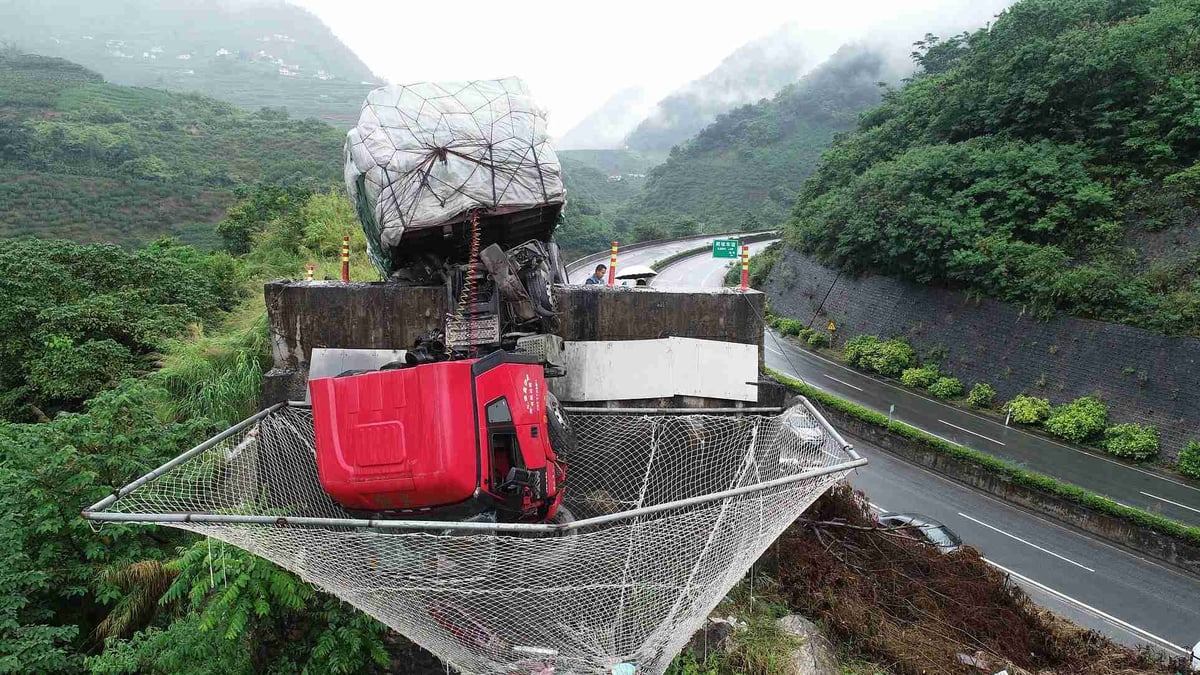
(545, 391, 577, 458)
(527, 266, 560, 333)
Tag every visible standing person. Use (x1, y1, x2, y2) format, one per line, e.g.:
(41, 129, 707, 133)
(585, 264, 606, 285)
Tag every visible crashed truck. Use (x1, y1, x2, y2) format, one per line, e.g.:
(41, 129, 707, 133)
(83, 78, 864, 674)
(330, 78, 573, 524)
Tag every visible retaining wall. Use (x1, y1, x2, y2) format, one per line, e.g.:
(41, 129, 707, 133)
(765, 248, 1200, 458)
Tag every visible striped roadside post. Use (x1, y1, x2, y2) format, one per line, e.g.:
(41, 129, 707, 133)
(341, 236, 350, 282)
(305, 264, 314, 281)
(740, 244, 750, 290)
(607, 241, 618, 287)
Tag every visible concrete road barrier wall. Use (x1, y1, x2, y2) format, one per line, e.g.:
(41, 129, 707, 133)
(261, 280, 765, 406)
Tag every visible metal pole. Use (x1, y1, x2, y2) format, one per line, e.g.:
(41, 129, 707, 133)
(798, 396, 860, 461)
(740, 244, 749, 290)
(84, 456, 866, 533)
(563, 407, 783, 415)
(83, 403, 286, 514)
(607, 241, 618, 286)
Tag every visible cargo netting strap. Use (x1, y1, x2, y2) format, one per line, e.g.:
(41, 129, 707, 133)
(84, 404, 860, 675)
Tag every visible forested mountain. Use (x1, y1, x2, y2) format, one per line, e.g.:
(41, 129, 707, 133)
(0, 0, 379, 124)
(0, 51, 345, 248)
(624, 45, 901, 233)
(623, 23, 833, 152)
(788, 0, 1200, 335)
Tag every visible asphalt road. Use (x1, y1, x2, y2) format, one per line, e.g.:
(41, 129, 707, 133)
(647, 239, 1200, 528)
(645, 241, 1200, 657)
(565, 233, 754, 283)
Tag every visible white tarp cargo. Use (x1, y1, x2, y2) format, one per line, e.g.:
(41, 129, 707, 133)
(344, 78, 564, 274)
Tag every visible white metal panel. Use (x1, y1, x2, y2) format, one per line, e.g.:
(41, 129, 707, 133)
(549, 338, 758, 402)
(550, 340, 674, 402)
(305, 348, 407, 401)
(669, 337, 758, 401)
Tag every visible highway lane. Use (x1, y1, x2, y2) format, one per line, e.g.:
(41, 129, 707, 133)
(565, 233, 756, 283)
(764, 336, 1200, 528)
(651, 240, 776, 288)
(649, 241, 1200, 528)
(646, 241, 1200, 656)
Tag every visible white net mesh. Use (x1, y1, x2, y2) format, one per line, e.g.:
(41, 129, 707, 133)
(87, 403, 858, 674)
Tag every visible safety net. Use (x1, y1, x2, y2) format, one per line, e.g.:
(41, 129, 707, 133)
(84, 402, 862, 674)
(344, 78, 565, 275)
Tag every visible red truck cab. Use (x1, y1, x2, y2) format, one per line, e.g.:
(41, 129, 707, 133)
(308, 352, 565, 522)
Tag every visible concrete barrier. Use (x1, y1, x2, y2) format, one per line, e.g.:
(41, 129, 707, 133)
(261, 281, 766, 406)
(821, 405, 1200, 577)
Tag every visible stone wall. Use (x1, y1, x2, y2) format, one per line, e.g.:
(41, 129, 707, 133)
(764, 248, 1200, 458)
(262, 280, 765, 405)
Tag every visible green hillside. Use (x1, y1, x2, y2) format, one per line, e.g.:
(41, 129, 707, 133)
(0, 0, 378, 124)
(788, 0, 1200, 335)
(0, 50, 345, 248)
(625, 45, 897, 233)
(624, 24, 830, 152)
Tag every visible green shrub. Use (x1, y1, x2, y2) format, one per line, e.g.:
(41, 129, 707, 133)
(843, 334, 882, 369)
(766, 367, 1200, 549)
(1179, 441, 1200, 479)
(868, 338, 916, 377)
(1007, 395, 1051, 425)
(967, 383, 997, 408)
(927, 377, 964, 399)
(1044, 396, 1108, 443)
(1102, 423, 1160, 461)
(797, 327, 815, 342)
(806, 331, 831, 349)
(899, 364, 939, 388)
(776, 319, 803, 336)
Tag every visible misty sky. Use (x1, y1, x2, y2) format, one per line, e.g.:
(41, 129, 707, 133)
(292, 0, 1013, 135)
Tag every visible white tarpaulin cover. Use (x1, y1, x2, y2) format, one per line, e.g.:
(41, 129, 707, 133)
(344, 78, 564, 272)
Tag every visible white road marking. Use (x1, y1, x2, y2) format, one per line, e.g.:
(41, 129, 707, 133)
(1140, 491, 1200, 515)
(766, 328, 1200, 497)
(765, 344, 786, 356)
(982, 558, 1188, 656)
(938, 419, 1006, 446)
(701, 261, 729, 287)
(957, 512, 1095, 572)
(822, 374, 864, 391)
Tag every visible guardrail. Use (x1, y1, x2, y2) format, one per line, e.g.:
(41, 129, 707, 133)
(564, 231, 778, 278)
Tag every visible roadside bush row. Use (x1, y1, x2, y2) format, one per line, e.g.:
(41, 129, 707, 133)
(767, 368, 1200, 549)
(768, 316, 833, 349)
(770, 314, 1180, 467)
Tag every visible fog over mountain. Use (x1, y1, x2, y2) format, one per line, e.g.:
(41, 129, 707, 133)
(556, 87, 655, 151)
(622, 23, 839, 153)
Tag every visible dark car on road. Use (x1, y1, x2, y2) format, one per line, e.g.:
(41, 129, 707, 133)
(877, 512, 963, 554)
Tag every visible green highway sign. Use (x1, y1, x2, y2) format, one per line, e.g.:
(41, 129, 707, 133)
(712, 238, 740, 259)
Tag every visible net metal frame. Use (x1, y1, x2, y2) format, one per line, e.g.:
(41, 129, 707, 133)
(84, 398, 863, 674)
